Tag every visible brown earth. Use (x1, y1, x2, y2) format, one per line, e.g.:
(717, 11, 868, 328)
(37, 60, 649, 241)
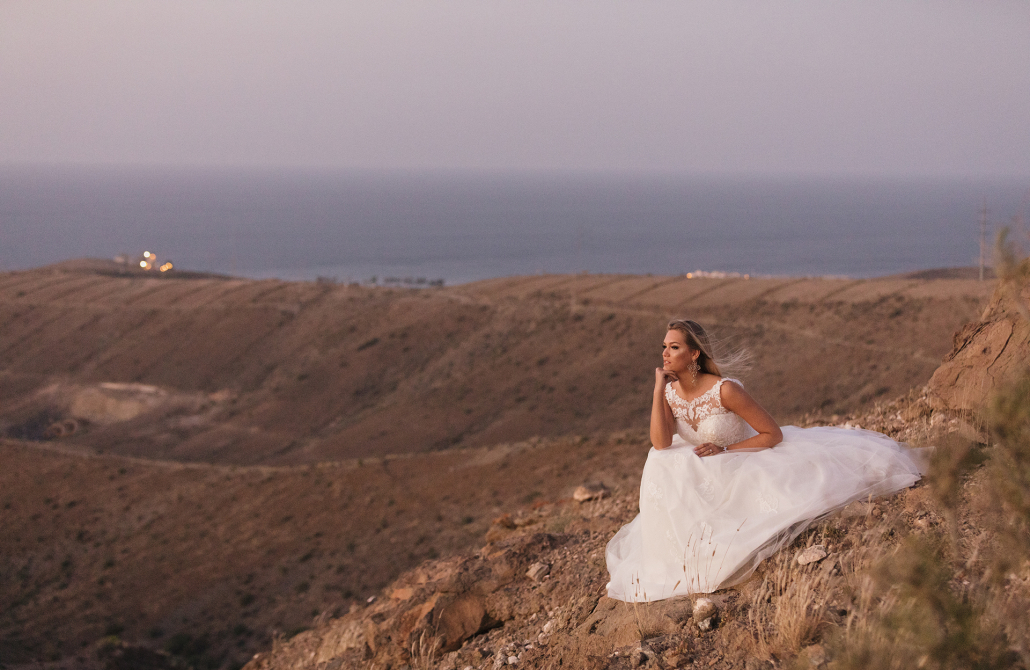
(928, 273, 1030, 413)
(237, 391, 988, 670)
(0, 261, 991, 465)
(0, 432, 649, 669)
(0, 261, 998, 669)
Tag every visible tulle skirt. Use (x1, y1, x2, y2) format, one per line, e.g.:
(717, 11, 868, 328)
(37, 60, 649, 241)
(605, 426, 924, 602)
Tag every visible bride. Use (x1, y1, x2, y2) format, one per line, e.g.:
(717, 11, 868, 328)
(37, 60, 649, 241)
(605, 319, 924, 602)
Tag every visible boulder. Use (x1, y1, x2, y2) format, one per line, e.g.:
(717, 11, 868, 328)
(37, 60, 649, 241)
(928, 279, 1030, 412)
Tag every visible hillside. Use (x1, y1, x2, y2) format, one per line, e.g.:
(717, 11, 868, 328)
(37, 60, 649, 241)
(0, 432, 648, 668)
(0, 262, 1000, 670)
(0, 261, 991, 465)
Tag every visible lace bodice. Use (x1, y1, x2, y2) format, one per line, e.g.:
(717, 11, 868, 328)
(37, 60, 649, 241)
(665, 378, 757, 448)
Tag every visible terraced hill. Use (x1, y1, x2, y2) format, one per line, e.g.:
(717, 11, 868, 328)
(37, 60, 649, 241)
(0, 260, 991, 465)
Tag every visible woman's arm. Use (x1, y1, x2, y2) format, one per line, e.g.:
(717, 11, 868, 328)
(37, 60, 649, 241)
(718, 380, 782, 452)
(650, 368, 678, 450)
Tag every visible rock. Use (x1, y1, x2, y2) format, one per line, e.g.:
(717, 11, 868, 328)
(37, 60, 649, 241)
(526, 562, 550, 582)
(697, 617, 713, 631)
(802, 643, 828, 666)
(572, 483, 610, 502)
(436, 594, 496, 652)
(797, 545, 828, 566)
(692, 597, 717, 623)
(630, 644, 650, 668)
(928, 279, 1030, 412)
(507, 655, 519, 665)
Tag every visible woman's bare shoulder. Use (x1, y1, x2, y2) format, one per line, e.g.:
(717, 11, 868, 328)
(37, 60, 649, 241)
(718, 378, 753, 406)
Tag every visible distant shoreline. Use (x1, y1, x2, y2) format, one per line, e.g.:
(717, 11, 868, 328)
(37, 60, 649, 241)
(6, 257, 999, 286)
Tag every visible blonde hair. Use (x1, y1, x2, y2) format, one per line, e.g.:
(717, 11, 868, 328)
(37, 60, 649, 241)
(667, 319, 751, 379)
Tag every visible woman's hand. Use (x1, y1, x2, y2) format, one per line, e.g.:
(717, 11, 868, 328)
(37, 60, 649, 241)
(655, 367, 677, 390)
(694, 442, 723, 458)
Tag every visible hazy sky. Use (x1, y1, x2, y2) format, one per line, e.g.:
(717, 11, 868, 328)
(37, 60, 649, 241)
(2, 1, 1028, 178)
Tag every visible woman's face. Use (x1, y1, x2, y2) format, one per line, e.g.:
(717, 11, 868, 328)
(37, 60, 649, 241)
(662, 329, 698, 375)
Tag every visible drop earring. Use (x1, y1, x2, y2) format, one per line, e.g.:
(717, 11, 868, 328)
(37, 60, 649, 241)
(687, 360, 700, 384)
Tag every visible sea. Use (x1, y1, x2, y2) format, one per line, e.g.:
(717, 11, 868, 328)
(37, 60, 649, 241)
(1, 166, 1027, 285)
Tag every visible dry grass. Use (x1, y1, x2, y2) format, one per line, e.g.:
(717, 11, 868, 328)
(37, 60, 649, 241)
(409, 630, 441, 670)
(828, 372, 1030, 669)
(630, 600, 667, 641)
(748, 547, 834, 659)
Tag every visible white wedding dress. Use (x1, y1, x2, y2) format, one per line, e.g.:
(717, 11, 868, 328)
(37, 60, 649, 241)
(605, 378, 923, 602)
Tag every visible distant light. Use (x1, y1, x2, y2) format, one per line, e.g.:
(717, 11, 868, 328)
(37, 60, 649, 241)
(686, 273, 693, 279)
(159, 262, 173, 272)
(140, 261, 147, 268)
(143, 251, 151, 258)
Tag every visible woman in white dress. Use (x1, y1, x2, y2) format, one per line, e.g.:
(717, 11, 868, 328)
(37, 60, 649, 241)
(605, 319, 923, 602)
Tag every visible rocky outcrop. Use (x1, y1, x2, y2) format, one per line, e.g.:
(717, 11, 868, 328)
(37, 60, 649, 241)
(928, 279, 1030, 412)
(240, 493, 740, 670)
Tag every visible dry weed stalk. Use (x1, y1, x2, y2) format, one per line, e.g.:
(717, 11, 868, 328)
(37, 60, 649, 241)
(748, 547, 833, 659)
(631, 599, 667, 641)
(409, 630, 440, 670)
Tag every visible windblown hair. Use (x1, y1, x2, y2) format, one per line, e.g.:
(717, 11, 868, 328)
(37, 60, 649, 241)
(667, 319, 751, 379)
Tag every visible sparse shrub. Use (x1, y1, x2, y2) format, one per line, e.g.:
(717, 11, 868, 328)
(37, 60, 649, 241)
(829, 374, 1030, 669)
(831, 532, 1012, 670)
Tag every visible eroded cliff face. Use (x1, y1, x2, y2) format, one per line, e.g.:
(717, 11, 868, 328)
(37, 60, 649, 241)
(928, 280, 1030, 413)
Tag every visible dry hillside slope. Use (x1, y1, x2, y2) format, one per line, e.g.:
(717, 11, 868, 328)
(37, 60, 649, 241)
(0, 431, 648, 668)
(0, 262, 1009, 670)
(0, 261, 990, 465)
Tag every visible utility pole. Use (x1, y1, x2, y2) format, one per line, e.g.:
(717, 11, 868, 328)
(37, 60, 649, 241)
(979, 198, 989, 281)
